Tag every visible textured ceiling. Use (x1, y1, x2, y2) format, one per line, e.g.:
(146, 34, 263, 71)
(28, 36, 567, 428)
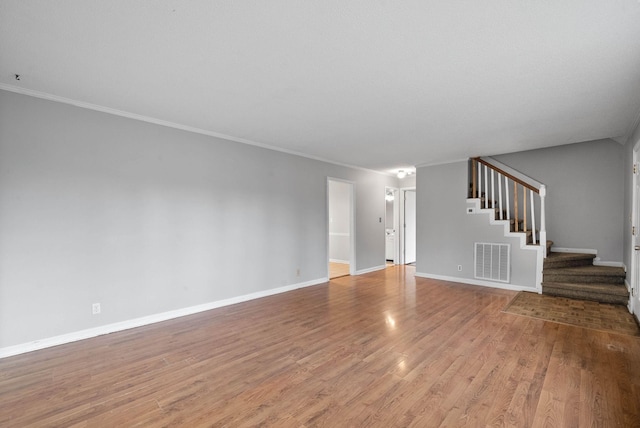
(2, 1, 640, 173)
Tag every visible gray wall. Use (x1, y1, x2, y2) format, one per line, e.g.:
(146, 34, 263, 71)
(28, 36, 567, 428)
(494, 139, 624, 262)
(0, 90, 396, 348)
(416, 161, 538, 289)
(328, 180, 350, 262)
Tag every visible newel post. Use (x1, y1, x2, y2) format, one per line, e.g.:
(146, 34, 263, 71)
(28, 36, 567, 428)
(539, 185, 547, 257)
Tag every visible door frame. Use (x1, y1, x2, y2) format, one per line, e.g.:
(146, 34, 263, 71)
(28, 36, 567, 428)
(327, 178, 356, 276)
(630, 147, 640, 316)
(399, 187, 416, 265)
(385, 187, 400, 264)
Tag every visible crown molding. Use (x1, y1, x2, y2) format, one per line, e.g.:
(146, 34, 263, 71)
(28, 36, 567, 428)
(0, 83, 392, 178)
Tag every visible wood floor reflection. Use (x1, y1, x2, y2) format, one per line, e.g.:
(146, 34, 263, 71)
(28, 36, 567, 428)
(1, 266, 639, 427)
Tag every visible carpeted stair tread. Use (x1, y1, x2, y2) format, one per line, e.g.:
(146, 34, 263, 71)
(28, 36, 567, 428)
(542, 281, 628, 296)
(544, 252, 596, 268)
(542, 281, 629, 305)
(545, 252, 596, 262)
(541, 286, 629, 305)
(543, 265, 625, 277)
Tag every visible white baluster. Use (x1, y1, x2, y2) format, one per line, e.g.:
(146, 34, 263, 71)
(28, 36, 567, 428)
(530, 190, 536, 245)
(477, 162, 482, 199)
(504, 176, 510, 220)
(491, 169, 495, 212)
(497, 173, 503, 220)
(484, 165, 488, 209)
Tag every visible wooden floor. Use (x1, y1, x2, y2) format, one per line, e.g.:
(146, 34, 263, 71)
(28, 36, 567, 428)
(2, 266, 640, 427)
(329, 262, 350, 279)
(504, 291, 640, 336)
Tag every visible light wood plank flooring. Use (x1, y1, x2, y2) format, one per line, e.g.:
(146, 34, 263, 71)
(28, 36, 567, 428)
(1, 266, 639, 427)
(329, 262, 350, 279)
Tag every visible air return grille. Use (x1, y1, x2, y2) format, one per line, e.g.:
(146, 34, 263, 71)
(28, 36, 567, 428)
(474, 243, 510, 283)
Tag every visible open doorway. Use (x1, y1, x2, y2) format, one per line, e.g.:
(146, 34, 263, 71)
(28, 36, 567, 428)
(401, 188, 417, 265)
(385, 187, 400, 265)
(328, 178, 354, 279)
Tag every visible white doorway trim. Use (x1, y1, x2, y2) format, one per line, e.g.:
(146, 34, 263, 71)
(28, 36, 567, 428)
(327, 178, 356, 276)
(630, 146, 640, 317)
(385, 187, 400, 264)
(399, 187, 417, 265)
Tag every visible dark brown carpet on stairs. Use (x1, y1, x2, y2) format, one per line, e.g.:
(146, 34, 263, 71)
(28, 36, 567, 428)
(503, 291, 640, 337)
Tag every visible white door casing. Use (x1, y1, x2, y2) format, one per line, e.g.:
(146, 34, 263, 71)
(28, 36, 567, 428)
(404, 189, 417, 264)
(327, 178, 355, 275)
(632, 151, 640, 316)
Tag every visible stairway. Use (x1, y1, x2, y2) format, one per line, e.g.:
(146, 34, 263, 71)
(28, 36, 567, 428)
(542, 251, 628, 305)
(469, 157, 628, 306)
(484, 195, 629, 306)
(482, 195, 540, 246)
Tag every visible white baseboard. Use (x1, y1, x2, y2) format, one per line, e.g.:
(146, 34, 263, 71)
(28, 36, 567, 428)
(550, 246, 597, 254)
(354, 264, 387, 275)
(593, 258, 626, 270)
(550, 247, 625, 269)
(415, 272, 538, 293)
(0, 277, 328, 359)
(329, 259, 349, 264)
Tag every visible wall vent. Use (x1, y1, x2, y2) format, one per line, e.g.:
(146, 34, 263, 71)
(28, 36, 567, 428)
(474, 243, 510, 283)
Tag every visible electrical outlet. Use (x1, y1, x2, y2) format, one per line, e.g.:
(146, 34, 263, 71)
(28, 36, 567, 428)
(92, 303, 101, 315)
(457, 265, 463, 271)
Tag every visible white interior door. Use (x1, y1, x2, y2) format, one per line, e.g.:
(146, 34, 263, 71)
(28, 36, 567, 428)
(404, 190, 416, 264)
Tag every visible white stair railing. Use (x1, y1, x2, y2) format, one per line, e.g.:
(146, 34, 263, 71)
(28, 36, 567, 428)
(470, 157, 547, 257)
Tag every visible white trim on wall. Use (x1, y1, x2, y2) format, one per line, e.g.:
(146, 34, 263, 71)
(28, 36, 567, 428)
(0, 277, 327, 359)
(0, 84, 391, 178)
(415, 272, 535, 292)
(399, 186, 416, 265)
(552, 247, 625, 269)
(550, 246, 598, 255)
(354, 265, 387, 275)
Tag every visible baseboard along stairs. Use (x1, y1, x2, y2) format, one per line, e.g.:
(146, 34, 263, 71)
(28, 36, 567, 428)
(470, 157, 629, 306)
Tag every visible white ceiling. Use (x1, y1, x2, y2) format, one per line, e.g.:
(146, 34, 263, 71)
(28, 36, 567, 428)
(2, 1, 640, 173)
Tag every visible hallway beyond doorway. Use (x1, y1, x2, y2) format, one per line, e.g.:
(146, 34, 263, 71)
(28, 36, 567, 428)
(329, 262, 350, 279)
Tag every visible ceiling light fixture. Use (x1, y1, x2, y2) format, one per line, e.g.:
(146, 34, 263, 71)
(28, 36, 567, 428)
(397, 170, 407, 179)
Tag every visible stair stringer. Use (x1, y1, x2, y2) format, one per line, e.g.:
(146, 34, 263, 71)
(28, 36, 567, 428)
(467, 198, 543, 293)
